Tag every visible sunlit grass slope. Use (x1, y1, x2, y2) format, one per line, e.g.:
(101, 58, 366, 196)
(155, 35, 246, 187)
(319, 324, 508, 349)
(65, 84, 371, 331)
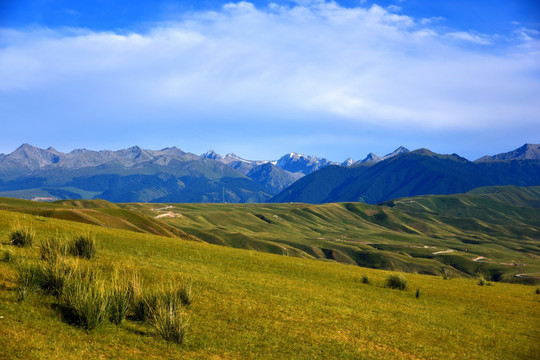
(1, 209, 539, 359)
(0, 197, 199, 241)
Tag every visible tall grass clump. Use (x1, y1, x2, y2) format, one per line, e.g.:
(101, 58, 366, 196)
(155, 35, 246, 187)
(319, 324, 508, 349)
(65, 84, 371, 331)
(38, 257, 77, 297)
(14, 259, 40, 301)
(69, 234, 96, 259)
(10, 228, 35, 247)
(149, 296, 189, 344)
(61, 268, 109, 330)
(536, 287, 540, 295)
(108, 272, 132, 325)
(130, 278, 192, 323)
(361, 274, 370, 284)
(39, 237, 67, 262)
(385, 273, 407, 290)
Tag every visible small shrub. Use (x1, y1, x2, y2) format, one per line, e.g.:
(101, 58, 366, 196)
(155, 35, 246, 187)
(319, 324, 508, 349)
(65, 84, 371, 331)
(61, 269, 109, 330)
(149, 297, 189, 344)
(535, 288, 540, 295)
(415, 288, 420, 299)
(441, 268, 453, 280)
(385, 274, 407, 290)
(361, 274, 370, 284)
(69, 234, 96, 259)
(10, 228, 35, 247)
(477, 273, 486, 286)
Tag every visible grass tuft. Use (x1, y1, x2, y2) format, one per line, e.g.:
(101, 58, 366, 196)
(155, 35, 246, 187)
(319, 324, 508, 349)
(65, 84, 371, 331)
(148, 296, 190, 344)
(361, 274, 370, 284)
(415, 288, 420, 298)
(69, 234, 96, 259)
(535, 287, 539, 295)
(38, 257, 78, 297)
(61, 268, 109, 330)
(385, 273, 407, 290)
(108, 271, 132, 325)
(40, 237, 68, 262)
(10, 228, 35, 247)
(14, 258, 40, 301)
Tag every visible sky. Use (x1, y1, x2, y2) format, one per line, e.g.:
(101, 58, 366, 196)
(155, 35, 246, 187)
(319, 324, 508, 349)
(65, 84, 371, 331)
(0, 0, 539, 162)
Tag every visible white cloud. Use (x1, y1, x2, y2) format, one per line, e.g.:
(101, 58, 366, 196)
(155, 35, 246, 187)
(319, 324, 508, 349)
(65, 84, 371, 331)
(0, 0, 539, 138)
(446, 31, 492, 45)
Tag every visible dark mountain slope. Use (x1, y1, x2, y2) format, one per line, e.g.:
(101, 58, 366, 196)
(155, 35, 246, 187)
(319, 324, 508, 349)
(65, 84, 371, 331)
(272, 149, 540, 204)
(246, 163, 300, 194)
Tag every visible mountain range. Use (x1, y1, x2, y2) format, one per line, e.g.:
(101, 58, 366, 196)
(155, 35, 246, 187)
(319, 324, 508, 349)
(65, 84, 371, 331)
(0, 143, 538, 204)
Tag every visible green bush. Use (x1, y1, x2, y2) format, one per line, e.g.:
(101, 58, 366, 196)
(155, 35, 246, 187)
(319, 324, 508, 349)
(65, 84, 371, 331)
(415, 288, 420, 299)
(535, 287, 539, 295)
(385, 274, 407, 290)
(477, 273, 486, 286)
(10, 228, 35, 247)
(361, 274, 370, 284)
(69, 234, 96, 259)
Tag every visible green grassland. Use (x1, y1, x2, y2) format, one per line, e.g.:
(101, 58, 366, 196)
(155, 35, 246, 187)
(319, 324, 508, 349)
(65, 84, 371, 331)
(1, 186, 539, 283)
(0, 207, 539, 359)
(120, 186, 540, 282)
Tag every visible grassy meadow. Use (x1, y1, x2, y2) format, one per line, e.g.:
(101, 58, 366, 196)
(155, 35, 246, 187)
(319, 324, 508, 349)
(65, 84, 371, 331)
(1, 204, 539, 359)
(121, 186, 540, 282)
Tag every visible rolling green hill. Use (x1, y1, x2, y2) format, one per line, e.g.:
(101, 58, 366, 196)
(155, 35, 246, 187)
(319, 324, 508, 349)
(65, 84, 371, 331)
(1, 185, 538, 283)
(0, 202, 538, 359)
(139, 186, 540, 282)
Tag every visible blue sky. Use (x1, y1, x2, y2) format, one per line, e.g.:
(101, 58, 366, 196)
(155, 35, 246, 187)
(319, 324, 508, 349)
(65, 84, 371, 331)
(1, 0, 539, 161)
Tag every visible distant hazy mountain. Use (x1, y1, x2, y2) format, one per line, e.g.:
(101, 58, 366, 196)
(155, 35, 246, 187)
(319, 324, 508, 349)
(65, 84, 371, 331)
(475, 143, 540, 162)
(3, 143, 539, 204)
(0, 144, 271, 202)
(271, 145, 540, 204)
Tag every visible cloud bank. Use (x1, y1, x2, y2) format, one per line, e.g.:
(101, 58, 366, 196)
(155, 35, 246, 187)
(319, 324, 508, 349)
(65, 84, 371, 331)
(0, 1, 539, 158)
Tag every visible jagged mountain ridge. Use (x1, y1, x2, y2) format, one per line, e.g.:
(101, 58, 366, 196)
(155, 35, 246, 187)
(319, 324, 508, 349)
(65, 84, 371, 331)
(2, 143, 538, 204)
(270, 146, 540, 204)
(475, 143, 540, 162)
